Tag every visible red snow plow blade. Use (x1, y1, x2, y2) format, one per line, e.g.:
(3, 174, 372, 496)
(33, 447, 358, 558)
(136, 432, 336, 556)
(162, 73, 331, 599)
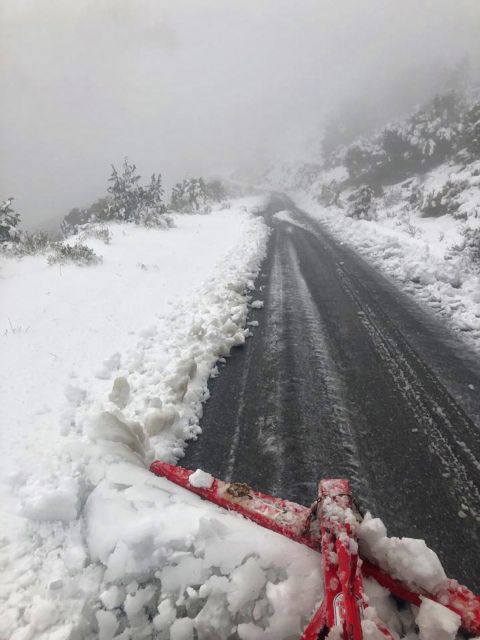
(150, 461, 480, 639)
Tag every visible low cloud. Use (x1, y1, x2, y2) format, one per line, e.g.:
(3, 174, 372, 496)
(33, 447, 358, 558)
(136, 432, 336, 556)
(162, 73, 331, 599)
(1, 0, 480, 227)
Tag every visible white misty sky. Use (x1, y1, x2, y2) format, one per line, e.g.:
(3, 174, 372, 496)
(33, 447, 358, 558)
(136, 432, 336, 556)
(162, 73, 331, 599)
(1, 0, 480, 228)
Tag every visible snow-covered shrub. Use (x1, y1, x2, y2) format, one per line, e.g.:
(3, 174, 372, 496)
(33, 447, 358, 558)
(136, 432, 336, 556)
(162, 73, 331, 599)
(0, 197, 21, 243)
(61, 198, 109, 236)
(346, 185, 377, 220)
(78, 224, 112, 245)
(133, 208, 174, 229)
(404, 218, 421, 238)
(170, 177, 210, 213)
(61, 208, 89, 237)
(290, 163, 324, 192)
(382, 186, 403, 208)
(104, 158, 142, 221)
(463, 225, 480, 267)
(342, 91, 466, 186)
(170, 177, 235, 213)
(462, 101, 480, 160)
(204, 178, 228, 202)
(316, 180, 342, 207)
(344, 139, 386, 185)
(420, 179, 469, 217)
(18, 230, 54, 255)
(47, 243, 102, 266)
(102, 159, 168, 225)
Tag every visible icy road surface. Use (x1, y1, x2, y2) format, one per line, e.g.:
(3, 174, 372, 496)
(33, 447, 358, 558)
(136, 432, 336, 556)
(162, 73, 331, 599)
(183, 194, 480, 592)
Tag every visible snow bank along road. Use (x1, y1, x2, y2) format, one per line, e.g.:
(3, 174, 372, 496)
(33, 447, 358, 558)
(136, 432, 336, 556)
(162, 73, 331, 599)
(183, 194, 480, 592)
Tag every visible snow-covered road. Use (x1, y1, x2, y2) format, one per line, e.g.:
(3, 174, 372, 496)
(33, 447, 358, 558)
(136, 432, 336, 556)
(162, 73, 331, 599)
(183, 195, 480, 594)
(1, 195, 478, 640)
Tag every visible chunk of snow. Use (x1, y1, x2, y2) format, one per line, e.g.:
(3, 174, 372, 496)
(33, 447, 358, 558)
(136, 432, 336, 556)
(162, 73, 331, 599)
(416, 597, 461, 640)
(153, 599, 177, 632)
(250, 299, 264, 309)
(21, 477, 78, 522)
(108, 376, 130, 409)
(161, 555, 205, 592)
(144, 405, 178, 436)
(96, 610, 118, 640)
(89, 411, 145, 457)
(170, 617, 194, 640)
(358, 513, 446, 592)
(227, 557, 266, 614)
(27, 597, 58, 631)
(361, 620, 389, 639)
(189, 469, 214, 489)
(100, 585, 125, 610)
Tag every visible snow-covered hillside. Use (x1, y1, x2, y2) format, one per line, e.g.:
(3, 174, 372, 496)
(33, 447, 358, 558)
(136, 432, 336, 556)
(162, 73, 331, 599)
(265, 91, 480, 353)
(0, 199, 322, 640)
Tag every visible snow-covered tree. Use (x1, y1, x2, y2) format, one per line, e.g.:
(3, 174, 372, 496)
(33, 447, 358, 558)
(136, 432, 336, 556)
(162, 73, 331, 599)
(0, 198, 21, 242)
(106, 158, 142, 221)
(340, 90, 467, 185)
(462, 101, 480, 159)
(135, 173, 168, 226)
(103, 159, 168, 225)
(170, 178, 210, 212)
(346, 185, 377, 220)
(61, 198, 111, 236)
(420, 179, 469, 218)
(205, 179, 227, 202)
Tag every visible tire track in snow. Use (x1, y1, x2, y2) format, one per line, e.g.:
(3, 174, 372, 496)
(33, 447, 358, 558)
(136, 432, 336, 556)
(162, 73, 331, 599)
(286, 203, 480, 588)
(337, 264, 480, 523)
(282, 237, 366, 499)
(224, 240, 285, 490)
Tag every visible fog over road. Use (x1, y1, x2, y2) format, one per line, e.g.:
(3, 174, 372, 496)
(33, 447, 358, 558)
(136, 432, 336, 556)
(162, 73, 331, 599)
(183, 194, 480, 591)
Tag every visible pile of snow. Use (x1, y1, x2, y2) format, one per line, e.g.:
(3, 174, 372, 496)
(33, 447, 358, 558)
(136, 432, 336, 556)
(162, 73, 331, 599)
(358, 515, 467, 640)
(359, 513, 446, 593)
(0, 197, 325, 640)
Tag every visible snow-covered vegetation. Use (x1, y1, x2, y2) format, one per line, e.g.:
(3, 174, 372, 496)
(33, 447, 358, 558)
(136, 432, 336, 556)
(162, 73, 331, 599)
(1, 162, 234, 269)
(170, 177, 227, 214)
(0, 197, 21, 243)
(266, 88, 480, 352)
(61, 159, 172, 235)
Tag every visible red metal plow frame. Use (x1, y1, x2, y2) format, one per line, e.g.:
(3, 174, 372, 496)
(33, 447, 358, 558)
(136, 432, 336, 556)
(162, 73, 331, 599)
(150, 461, 480, 639)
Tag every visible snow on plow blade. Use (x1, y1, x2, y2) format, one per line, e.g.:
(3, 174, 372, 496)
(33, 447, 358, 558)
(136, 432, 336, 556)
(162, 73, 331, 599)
(150, 461, 480, 639)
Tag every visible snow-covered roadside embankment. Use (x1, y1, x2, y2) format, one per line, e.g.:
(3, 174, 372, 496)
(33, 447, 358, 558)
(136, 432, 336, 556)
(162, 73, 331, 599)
(0, 198, 322, 640)
(292, 167, 480, 354)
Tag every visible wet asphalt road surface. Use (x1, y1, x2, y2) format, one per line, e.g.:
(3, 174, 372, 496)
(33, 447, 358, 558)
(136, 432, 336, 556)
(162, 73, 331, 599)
(182, 194, 480, 591)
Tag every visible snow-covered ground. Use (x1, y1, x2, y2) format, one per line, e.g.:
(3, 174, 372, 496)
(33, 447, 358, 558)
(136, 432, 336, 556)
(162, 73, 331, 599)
(0, 198, 323, 640)
(0, 195, 470, 640)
